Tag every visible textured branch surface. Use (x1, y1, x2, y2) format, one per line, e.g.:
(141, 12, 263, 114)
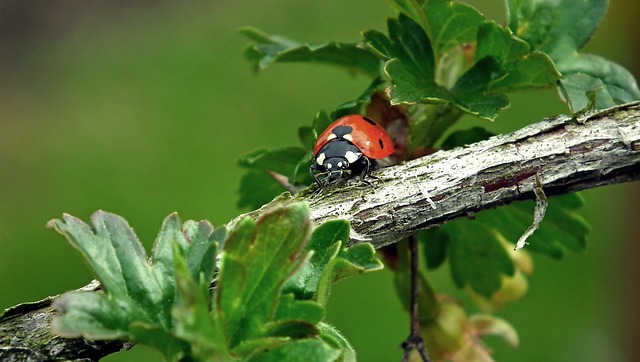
(0, 281, 127, 361)
(2, 102, 640, 361)
(237, 101, 640, 248)
(305, 101, 640, 247)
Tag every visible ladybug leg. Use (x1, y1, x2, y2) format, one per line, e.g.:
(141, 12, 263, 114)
(310, 164, 324, 189)
(360, 158, 380, 187)
(355, 157, 375, 188)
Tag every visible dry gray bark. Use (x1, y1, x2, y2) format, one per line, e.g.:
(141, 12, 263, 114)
(2, 101, 640, 361)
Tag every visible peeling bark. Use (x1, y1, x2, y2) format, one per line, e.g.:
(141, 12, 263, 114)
(2, 102, 640, 360)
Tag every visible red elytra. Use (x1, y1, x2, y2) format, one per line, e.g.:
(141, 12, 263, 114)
(313, 114, 395, 159)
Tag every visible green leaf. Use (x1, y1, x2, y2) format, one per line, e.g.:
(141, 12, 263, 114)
(480, 194, 589, 258)
(51, 291, 131, 340)
(216, 203, 313, 348)
(475, 21, 560, 91)
(364, 14, 454, 105)
(241, 27, 382, 77)
(50, 211, 225, 360)
(239, 147, 308, 176)
(318, 322, 357, 362)
(129, 322, 190, 360)
(422, 0, 485, 56)
(172, 241, 233, 361)
(247, 338, 342, 362)
(283, 220, 383, 306)
(388, 0, 484, 57)
(450, 56, 510, 120)
(507, 0, 607, 60)
(441, 194, 589, 297)
(237, 147, 309, 209)
(283, 220, 348, 301)
(311, 109, 334, 140)
(557, 54, 640, 113)
(442, 217, 515, 298)
(237, 169, 288, 210)
(557, 73, 603, 114)
(364, 14, 437, 79)
(298, 126, 316, 150)
(49, 212, 170, 328)
(418, 227, 449, 270)
(507, 0, 639, 111)
(367, 14, 510, 122)
(185, 221, 225, 282)
(274, 294, 325, 326)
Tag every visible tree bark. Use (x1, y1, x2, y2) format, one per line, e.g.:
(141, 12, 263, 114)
(2, 101, 640, 361)
(241, 101, 640, 248)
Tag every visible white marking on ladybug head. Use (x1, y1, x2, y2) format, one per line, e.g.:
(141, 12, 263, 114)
(327, 134, 337, 141)
(337, 161, 343, 168)
(326, 163, 332, 169)
(344, 151, 361, 163)
(316, 152, 326, 166)
(343, 134, 353, 142)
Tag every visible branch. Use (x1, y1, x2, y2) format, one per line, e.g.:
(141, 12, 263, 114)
(238, 101, 640, 248)
(2, 102, 639, 361)
(0, 281, 128, 361)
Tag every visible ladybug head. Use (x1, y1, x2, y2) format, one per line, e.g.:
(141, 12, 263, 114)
(312, 139, 364, 186)
(321, 156, 351, 183)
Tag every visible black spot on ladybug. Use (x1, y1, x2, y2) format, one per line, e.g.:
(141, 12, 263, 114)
(378, 139, 384, 149)
(332, 125, 353, 137)
(362, 116, 376, 125)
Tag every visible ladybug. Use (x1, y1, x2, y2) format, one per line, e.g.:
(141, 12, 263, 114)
(310, 114, 395, 188)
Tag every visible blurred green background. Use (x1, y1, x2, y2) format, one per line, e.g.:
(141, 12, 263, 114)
(1, 1, 638, 361)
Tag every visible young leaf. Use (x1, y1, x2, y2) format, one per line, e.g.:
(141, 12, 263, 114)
(282, 220, 349, 301)
(49, 212, 172, 329)
(172, 203, 348, 361)
(49, 211, 223, 359)
(240, 27, 382, 77)
(216, 203, 314, 348)
(475, 21, 560, 91)
(282, 219, 383, 306)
